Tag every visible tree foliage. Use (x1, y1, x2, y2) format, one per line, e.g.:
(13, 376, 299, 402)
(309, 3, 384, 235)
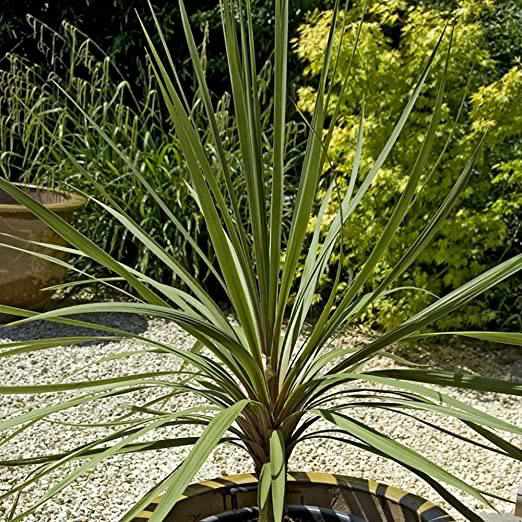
(295, 0, 522, 329)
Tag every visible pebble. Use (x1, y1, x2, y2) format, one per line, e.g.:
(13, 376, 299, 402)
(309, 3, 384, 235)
(0, 315, 520, 521)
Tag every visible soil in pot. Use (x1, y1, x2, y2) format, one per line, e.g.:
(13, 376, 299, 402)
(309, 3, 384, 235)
(200, 505, 364, 522)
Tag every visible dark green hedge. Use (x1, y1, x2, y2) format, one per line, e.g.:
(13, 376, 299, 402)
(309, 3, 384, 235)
(0, 0, 330, 93)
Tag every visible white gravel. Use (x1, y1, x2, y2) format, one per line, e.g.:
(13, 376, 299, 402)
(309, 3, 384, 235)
(0, 315, 520, 521)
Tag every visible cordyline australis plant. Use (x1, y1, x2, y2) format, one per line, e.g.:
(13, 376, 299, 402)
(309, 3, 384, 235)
(0, 0, 521, 521)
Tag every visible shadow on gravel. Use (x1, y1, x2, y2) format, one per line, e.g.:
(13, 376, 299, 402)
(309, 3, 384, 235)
(393, 337, 521, 382)
(0, 311, 148, 343)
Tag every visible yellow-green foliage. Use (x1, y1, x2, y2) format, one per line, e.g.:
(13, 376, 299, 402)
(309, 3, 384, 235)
(295, 0, 522, 329)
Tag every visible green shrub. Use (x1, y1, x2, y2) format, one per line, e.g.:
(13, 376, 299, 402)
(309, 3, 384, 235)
(295, 0, 522, 330)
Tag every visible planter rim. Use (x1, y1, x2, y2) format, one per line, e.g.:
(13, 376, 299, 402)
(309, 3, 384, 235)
(0, 183, 86, 214)
(136, 471, 454, 521)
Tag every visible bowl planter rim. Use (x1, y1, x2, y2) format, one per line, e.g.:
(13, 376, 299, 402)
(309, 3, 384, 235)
(135, 471, 454, 521)
(0, 183, 86, 215)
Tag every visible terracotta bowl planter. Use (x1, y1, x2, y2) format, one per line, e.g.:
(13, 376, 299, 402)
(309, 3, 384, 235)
(0, 184, 85, 309)
(133, 472, 453, 522)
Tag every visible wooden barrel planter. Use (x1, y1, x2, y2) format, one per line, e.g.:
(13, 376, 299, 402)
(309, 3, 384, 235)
(0, 184, 85, 309)
(133, 472, 453, 522)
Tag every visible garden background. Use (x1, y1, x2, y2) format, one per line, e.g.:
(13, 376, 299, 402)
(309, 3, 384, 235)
(1, 0, 520, 330)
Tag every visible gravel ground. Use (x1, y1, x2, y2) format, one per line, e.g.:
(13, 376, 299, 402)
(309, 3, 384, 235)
(0, 314, 520, 521)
